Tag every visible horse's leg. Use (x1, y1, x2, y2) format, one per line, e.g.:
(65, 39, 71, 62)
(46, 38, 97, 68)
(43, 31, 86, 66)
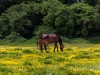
(36, 45, 39, 51)
(44, 44, 48, 53)
(44, 44, 49, 53)
(46, 44, 49, 53)
(54, 43, 58, 52)
(44, 45, 46, 50)
(54, 44, 57, 52)
(36, 43, 40, 51)
(40, 45, 43, 53)
(57, 44, 58, 52)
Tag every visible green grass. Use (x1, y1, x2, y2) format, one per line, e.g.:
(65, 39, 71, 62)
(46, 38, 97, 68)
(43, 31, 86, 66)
(0, 36, 100, 75)
(22, 49, 33, 54)
(0, 43, 100, 75)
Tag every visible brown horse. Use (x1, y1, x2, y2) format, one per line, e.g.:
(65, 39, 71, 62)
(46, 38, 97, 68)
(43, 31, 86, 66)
(40, 34, 64, 52)
(36, 39, 50, 52)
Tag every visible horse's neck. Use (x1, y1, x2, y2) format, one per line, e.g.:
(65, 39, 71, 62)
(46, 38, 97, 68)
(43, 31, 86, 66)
(59, 41, 62, 45)
(59, 42, 64, 49)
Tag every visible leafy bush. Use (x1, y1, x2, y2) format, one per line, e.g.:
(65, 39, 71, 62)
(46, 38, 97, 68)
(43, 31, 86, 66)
(61, 36, 72, 43)
(0, 52, 8, 58)
(0, 15, 11, 37)
(0, 3, 42, 39)
(23, 60, 32, 66)
(71, 38, 89, 44)
(73, 52, 93, 59)
(13, 47, 22, 51)
(44, 59, 52, 64)
(66, 48, 73, 51)
(1, 32, 27, 44)
(0, 0, 100, 40)
(0, 67, 13, 74)
(69, 3, 97, 37)
(22, 49, 33, 54)
(87, 36, 100, 43)
(34, 25, 56, 38)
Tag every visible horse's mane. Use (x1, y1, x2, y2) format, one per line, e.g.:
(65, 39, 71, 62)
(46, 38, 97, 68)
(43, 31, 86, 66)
(39, 34, 43, 39)
(39, 33, 47, 39)
(55, 34, 63, 44)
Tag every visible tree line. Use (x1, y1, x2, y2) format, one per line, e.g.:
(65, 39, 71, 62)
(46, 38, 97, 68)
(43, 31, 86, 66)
(0, 0, 100, 39)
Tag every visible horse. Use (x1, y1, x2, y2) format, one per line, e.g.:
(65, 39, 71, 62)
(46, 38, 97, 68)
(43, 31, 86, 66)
(36, 39, 50, 53)
(40, 33, 64, 52)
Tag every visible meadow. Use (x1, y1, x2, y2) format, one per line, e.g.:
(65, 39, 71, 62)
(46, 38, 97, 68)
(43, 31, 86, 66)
(0, 43, 100, 75)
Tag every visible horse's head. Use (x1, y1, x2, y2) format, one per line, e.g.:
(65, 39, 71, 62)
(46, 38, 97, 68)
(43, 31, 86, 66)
(60, 44, 64, 51)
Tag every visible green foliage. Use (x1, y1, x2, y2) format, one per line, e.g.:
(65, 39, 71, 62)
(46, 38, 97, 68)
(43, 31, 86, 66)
(73, 52, 93, 59)
(69, 3, 97, 37)
(95, 5, 100, 13)
(34, 25, 56, 37)
(0, 15, 11, 37)
(0, 51, 22, 59)
(13, 47, 23, 51)
(41, 0, 63, 14)
(97, 0, 100, 4)
(87, 36, 100, 44)
(0, 0, 100, 39)
(83, 0, 97, 6)
(44, 59, 52, 64)
(1, 32, 27, 44)
(41, 0, 74, 36)
(23, 60, 32, 66)
(0, 67, 13, 74)
(66, 48, 73, 51)
(61, 36, 71, 43)
(71, 38, 89, 44)
(0, 2, 42, 39)
(0, 52, 8, 58)
(22, 49, 33, 54)
(55, 7, 74, 36)
(0, 44, 100, 75)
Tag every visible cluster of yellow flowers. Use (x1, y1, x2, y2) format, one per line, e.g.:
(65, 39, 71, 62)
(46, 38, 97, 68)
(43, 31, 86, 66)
(0, 44, 100, 75)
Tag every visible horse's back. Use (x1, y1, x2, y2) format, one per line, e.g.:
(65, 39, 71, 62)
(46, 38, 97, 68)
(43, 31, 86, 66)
(40, 34, 59, 43)
(37, 39, 42, 45)
(41, 34, 58, 39)
(37, 39, 49, 45)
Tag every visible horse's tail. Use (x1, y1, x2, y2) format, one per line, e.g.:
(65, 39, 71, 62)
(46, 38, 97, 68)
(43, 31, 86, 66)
(39, 34, 43, 39)
(37, 40, 38, 45)
(36, 40, 38, 51)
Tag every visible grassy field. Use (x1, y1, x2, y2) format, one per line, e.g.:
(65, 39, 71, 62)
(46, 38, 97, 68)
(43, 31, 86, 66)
(0, 43, 100, 75)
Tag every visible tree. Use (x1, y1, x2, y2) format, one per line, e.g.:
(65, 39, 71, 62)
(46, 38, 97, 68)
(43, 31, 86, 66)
(41, 0, 74, 37)
(54, 7, 74, 37)
(0, 14, 11, 38)
(34, 25, 56, 38)
(0, 0, 21, 15)
(0, 2, 42, 39)
(83, 0, 97, 6)
(69, 3, 98, 37)
(0, 0, 46, 15)
(58, 0, 81, 5)
(0, 0, 100, 39)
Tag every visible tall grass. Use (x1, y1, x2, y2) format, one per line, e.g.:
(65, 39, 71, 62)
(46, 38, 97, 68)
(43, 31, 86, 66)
(0, 36, 100, 74)
(0, 44, 100, 75)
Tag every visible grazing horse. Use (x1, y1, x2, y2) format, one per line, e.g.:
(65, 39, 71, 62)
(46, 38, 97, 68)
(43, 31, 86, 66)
(40, 34, 64, 52)
(36, 39, 50, 52)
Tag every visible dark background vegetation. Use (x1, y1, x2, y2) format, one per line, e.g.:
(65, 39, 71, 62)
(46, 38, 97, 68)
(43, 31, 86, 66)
(0, 0, 100, 44)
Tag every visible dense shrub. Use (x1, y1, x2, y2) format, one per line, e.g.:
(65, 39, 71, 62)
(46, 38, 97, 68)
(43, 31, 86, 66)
(0, 0, 100, 39)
